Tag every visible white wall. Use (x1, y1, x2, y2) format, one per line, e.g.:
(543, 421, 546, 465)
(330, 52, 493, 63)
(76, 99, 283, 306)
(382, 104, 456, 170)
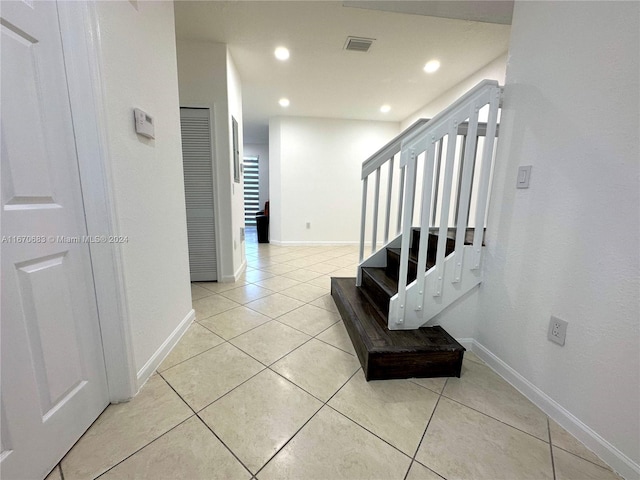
(401, 53, 507, 129)
(176, 40, 246, 281)
(472, 1, 639, 475)
(269, 120, 283, 243)
(269, 117, 399, 244)
(244, 143, 270, 209)
(227, 53, 246, 273)
(94, 1, 192, 377)
(244, 124, 269, 144)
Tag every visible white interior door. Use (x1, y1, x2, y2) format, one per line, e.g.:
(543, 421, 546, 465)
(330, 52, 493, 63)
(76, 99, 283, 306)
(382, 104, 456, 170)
(1, 1, 110, 478)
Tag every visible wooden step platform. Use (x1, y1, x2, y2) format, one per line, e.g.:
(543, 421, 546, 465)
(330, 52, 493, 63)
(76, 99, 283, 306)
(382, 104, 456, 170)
(331, 277, 465, 381)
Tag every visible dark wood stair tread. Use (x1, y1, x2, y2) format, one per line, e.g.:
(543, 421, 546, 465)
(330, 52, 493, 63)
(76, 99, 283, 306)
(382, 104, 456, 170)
(331, 277, 465, 381)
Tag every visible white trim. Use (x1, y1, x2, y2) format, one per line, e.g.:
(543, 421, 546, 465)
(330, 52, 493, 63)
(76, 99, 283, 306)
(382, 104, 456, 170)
(454, 338, 475, 351)
(221, 259, 247, 283)
(57, 1, 137, 402)
(136, 309, 195, 389)
(269, 240, 392, 247)
(270, 240, 361, 247)
(465, 339, 639, 480)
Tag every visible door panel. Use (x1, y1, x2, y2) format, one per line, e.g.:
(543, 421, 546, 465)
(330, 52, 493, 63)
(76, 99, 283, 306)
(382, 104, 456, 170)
(1, 1, 109, 478)
(16, 253, 84, 416)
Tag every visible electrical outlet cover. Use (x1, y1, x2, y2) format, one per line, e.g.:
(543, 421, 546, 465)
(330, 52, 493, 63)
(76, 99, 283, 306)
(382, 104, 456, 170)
(547, 316, 568, 346)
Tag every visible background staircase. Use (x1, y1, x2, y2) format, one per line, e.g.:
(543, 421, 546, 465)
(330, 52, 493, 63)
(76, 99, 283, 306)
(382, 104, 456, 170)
(331, 80, 501, 381)
(332, 228, 466, 381)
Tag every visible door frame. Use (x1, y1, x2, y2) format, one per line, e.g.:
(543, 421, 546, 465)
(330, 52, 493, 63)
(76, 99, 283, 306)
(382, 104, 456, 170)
(57, 1, 136, 402)
(180, 105, 223, 283)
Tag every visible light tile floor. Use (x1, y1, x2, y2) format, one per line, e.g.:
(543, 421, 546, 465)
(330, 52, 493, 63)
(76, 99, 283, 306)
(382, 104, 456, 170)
(52, 234, 623, 480)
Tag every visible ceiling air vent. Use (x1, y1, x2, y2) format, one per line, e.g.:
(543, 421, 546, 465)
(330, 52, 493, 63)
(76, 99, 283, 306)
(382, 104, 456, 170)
(344, 36, 375, 53)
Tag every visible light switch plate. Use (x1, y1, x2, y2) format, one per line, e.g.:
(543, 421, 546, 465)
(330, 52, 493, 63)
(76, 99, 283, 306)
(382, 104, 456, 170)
(517, 165, 532, 189)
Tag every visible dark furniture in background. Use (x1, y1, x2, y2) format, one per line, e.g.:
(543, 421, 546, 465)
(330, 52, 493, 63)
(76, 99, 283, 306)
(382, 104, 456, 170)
(256, 201, 269, 243)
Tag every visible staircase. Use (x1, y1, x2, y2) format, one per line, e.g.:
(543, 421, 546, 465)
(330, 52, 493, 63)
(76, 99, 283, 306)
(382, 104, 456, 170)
(331, 80, 501, 381)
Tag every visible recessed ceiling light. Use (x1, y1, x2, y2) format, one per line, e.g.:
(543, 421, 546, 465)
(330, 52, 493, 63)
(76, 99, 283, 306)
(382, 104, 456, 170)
(380, 105, 391, 113)
(423, 60, 440, 73)
(274, 47, 290, 61)
(279, 98, 290, 107)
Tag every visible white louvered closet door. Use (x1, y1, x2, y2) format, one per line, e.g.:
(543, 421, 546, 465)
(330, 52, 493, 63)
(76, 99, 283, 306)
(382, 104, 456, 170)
(180, 108, 217, 281)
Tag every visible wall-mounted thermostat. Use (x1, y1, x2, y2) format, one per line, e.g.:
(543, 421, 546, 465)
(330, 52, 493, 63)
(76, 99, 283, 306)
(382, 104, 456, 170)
(134, 108, 155, 139)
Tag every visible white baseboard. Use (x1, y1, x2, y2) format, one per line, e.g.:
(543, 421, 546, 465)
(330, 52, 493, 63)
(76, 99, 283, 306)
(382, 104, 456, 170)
(135, 309, 195, 389)
(270, 240, 359, 247)
(464, 338, 639, 480)
(455, 337, 475, 351)
(221, 259, 247, 283)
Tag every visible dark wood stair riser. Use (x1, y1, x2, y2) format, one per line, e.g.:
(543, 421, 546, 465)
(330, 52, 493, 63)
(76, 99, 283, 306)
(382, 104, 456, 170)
(386, 248, 435, 283)
(368, 351, 463, 381)
(361, 267, 392, 318)
(411, 230, 456, 258)
(331, 277, 465, 381)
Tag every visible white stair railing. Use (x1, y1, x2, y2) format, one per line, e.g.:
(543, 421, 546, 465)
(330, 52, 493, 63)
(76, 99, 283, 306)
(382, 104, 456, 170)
(358, 118, 429, 272)
(358, 80, 502, 330)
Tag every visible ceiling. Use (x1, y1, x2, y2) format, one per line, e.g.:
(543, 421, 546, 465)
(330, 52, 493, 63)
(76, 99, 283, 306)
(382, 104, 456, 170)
(343, 1, 513, 25)
(174, 1, 511, 142)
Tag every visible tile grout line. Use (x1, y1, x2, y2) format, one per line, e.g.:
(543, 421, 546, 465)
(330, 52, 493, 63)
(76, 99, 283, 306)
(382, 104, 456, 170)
(57, 403, 113, 477)
(157, 341, 223, 374)
(239, 295, 306, 320)
(269, 330, 356, 370)
(194, 412, 255, 478)
(93, 414, 195, 479)
(196, 310, 274, 342)
(235, 300, 356, 371)
(181, 361, 269, 414)
(264, 303, 351, 352)
(407, 379, 448, 397)
(440, 393, 551, 444)
(155, 372, 256, 477)
(267, 366, 342, 405)
(192, 299, 245, 324)
(403, 378, 449, 480)
(218, 288, 277, 305)
(253, 368, 362, 478)
(554, 445, 615, 471)
(544, 417, 614, 472)
(274, 315, 341, 339)
(548, 417, 557, 480)
(312, 333, 356, 357)
(326, 404, 417, 463)
(232, 330, 316, 370)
